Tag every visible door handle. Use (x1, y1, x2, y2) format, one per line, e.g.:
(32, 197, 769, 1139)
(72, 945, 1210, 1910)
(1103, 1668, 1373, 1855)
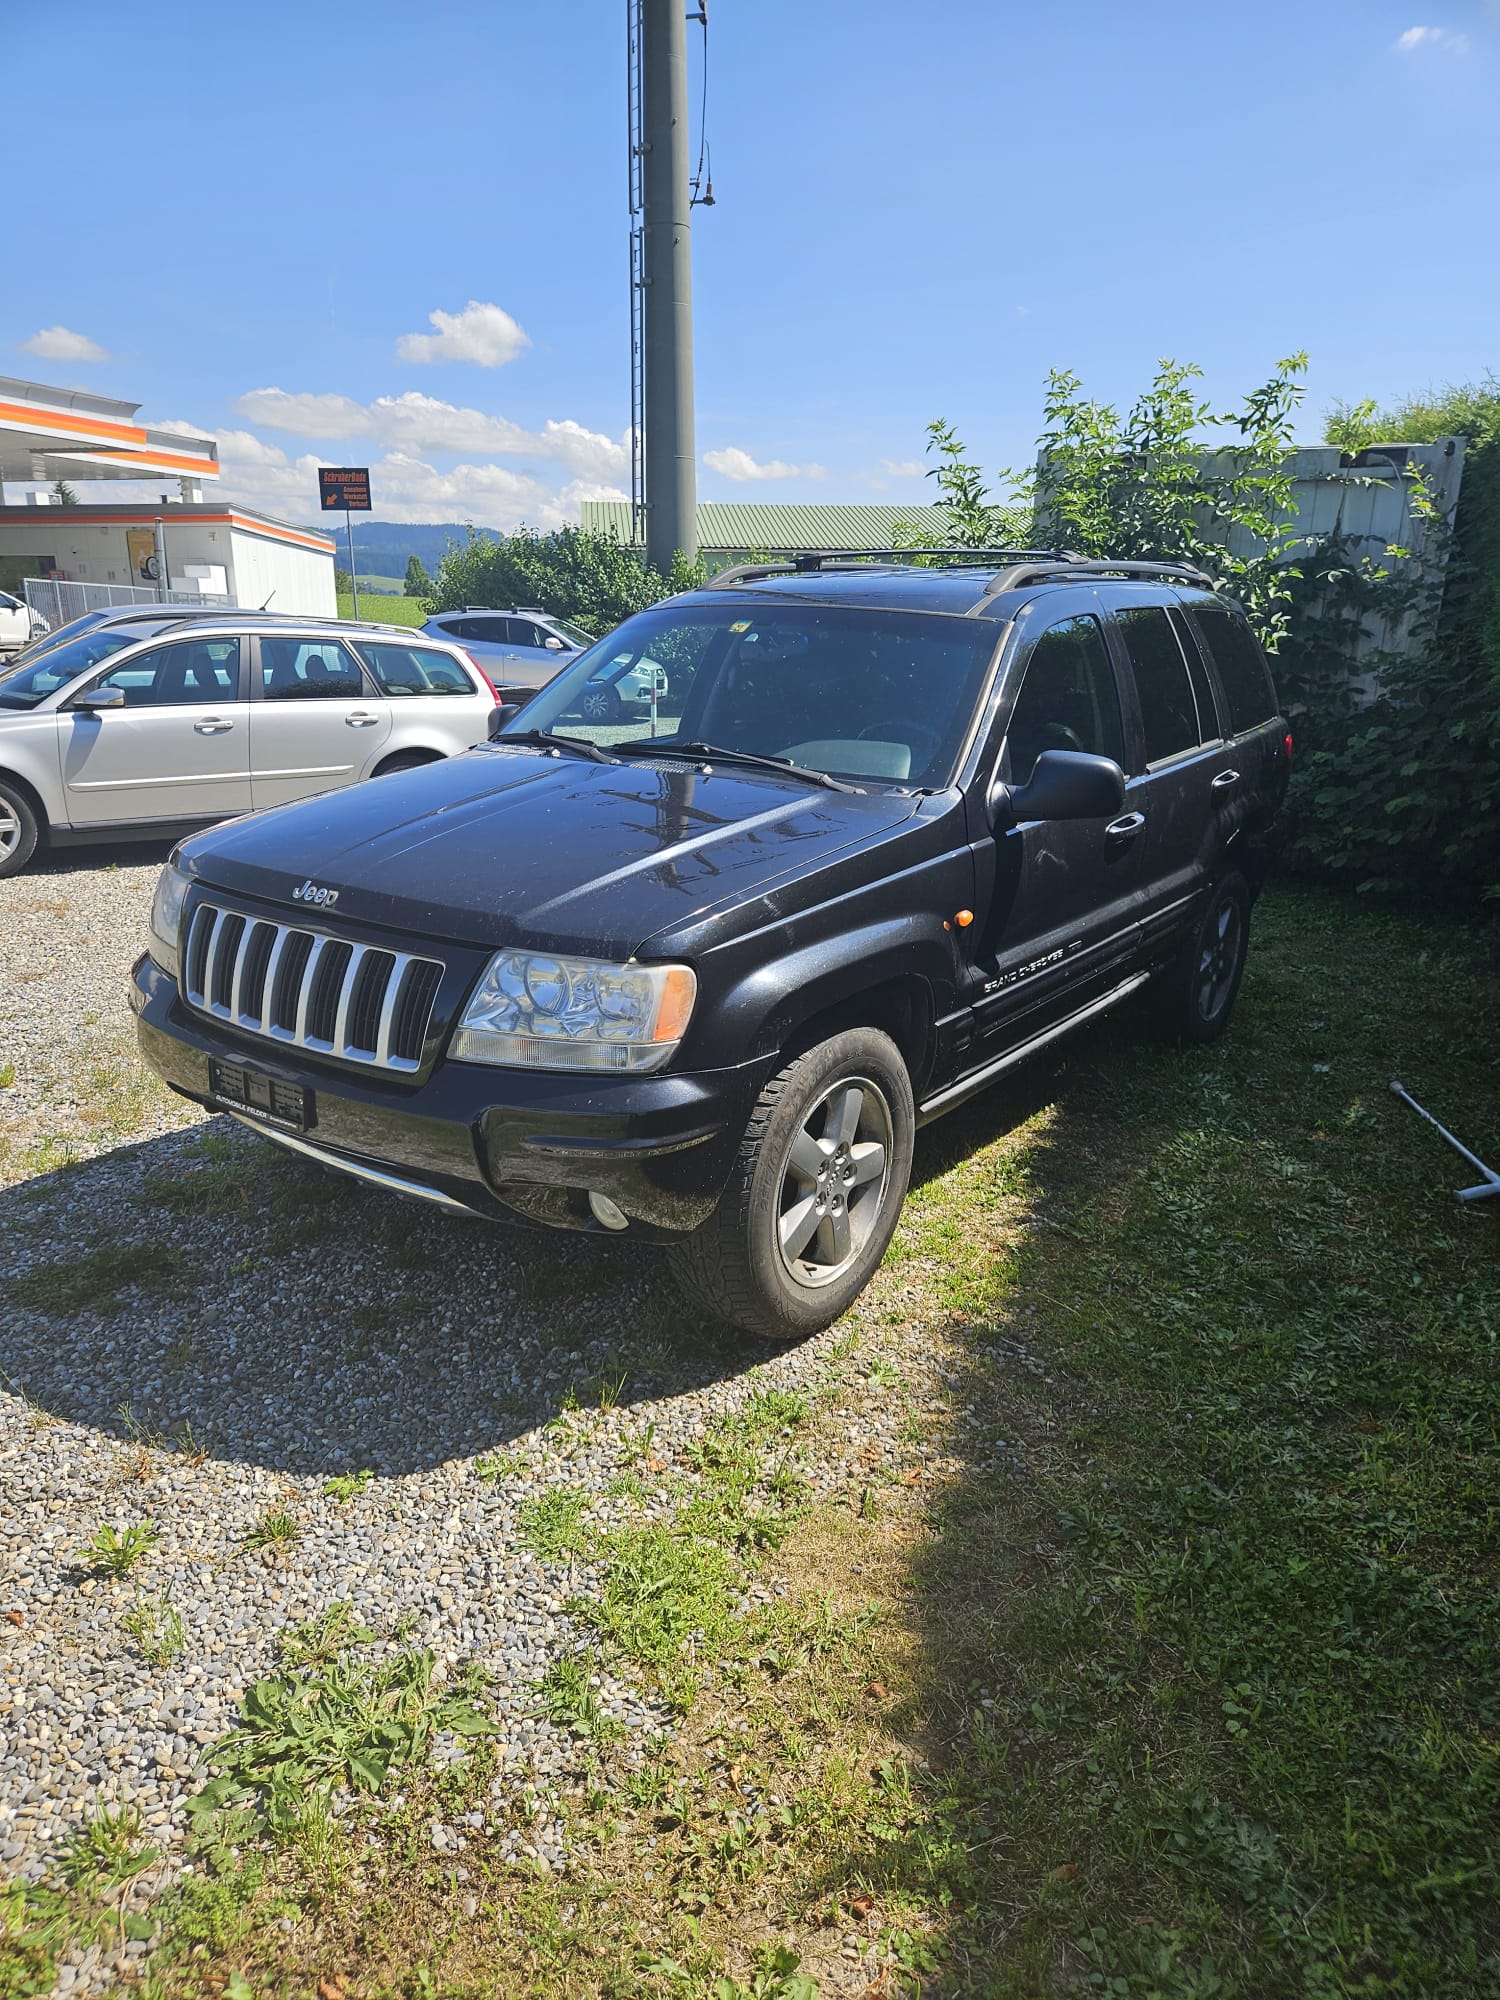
(1210, 768, 1241, 796)
(1105, 811, 1147, 840)
(345, 711, 380, 727)
(194, 717, 234, 734)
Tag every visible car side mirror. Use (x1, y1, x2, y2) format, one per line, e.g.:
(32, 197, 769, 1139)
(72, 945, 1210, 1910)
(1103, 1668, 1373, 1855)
(72, 685, 126, 712)
(544, 635, 564, 650)
(488, 702, 523, 739)
(990, 749, 1127, 827)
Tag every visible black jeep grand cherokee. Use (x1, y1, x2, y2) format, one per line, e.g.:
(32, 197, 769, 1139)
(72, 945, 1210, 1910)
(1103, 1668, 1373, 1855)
(133, 553, 1289, 1340)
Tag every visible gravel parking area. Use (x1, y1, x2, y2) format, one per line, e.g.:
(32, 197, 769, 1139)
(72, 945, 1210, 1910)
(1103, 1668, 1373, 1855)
(0, 853, 956, 1984)
(0, 846, 202, 1184)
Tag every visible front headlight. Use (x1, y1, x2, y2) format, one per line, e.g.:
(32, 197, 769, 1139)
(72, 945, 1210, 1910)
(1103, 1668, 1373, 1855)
(450, 950, 697, 1074)
(148, 861, 191, 980)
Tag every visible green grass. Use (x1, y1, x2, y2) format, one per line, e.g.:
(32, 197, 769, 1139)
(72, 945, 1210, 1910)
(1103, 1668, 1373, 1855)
(336, 592, 427, 627)
(8, 1243, 183, 1313)
(18, 883, 1496, 1998)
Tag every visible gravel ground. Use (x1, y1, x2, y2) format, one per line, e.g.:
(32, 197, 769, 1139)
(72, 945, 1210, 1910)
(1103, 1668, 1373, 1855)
(0, 846, 202, 1179)
(0, 851, 964, 1986)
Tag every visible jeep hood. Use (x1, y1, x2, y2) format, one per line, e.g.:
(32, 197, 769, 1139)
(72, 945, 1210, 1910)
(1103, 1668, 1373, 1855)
(178, 746, 920, 957)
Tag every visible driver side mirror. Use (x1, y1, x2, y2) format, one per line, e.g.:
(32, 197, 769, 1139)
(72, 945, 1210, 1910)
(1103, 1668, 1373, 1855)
(990, 749, 1126, 827)
(71, 685, 126, 713)
(544, 635, 564, 650)
(488, 702, 523, 739)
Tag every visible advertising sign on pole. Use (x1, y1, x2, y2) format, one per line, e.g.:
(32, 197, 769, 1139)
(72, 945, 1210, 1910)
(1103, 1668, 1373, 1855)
(126, 528, 159, 587)
(317, 468, 372, 617)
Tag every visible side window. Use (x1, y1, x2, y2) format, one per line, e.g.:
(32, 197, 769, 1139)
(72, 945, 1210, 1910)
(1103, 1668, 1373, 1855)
(1166, 606, 1221, 740)
(1003, 614, 1123, 785)
(360, 643, 475, 697)
(1115, 605, 1202, 767)
(260, 638, 366, 701)
(1189, 602, 1277, 734)
(470, 617, 511, 644)
(509, 620, 548, 649)
(93, 638, 241, 708)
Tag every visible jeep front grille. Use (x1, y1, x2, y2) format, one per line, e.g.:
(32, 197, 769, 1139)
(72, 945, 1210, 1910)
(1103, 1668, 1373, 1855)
(183, 902, 444, 1072)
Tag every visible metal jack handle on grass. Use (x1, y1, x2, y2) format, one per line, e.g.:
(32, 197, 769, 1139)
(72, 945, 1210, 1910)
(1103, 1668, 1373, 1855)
(1391, 1081, 1500, 1203)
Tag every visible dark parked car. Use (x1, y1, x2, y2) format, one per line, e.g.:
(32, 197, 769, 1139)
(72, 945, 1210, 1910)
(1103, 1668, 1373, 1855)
(132, 554, 1290, 1339)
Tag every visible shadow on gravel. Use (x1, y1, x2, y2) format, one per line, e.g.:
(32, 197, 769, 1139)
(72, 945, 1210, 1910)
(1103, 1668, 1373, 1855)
(0, 1016, 1074, 1485)
(0, 1113, 773, 1479)
(20, 837, 177, 878)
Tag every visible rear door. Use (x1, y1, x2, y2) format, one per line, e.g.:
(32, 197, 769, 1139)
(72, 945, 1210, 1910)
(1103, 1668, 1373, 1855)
(58, 635, 251, 827)
(355, 639, 494, 752)
(1178, 595, 1286, 855)
(960, 593, 1150, 1060)
(248, 634, 392, 811)
(1099, 589, 1231, 961)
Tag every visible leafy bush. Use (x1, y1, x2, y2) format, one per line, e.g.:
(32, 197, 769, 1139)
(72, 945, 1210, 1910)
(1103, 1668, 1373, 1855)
(427, 524, 703, 636)
(1281, 380, 1500, 900)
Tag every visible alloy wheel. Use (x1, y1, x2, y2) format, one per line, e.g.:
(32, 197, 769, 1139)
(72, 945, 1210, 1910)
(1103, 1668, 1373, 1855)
(1196, 897, 1242, 1022)
(775, 1075, 892, 1289)
(0, 797, 20, 861)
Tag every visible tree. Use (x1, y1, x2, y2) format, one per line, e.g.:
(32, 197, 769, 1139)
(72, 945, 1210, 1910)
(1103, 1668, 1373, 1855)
(334, 566, 354, 594)
(52, 479, 79, 507)
(403, 554, 433, 599)
(426, 526, 703, 634)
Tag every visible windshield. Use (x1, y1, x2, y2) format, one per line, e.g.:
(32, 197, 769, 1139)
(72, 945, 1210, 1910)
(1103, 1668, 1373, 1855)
(504, 600, 1001, 788)
(0, 630, 144, 710)
(551, 618, 596, 649)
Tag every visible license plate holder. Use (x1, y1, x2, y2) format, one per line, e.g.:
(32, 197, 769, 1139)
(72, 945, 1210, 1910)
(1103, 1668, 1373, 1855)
(208, 1059, 314, 1132)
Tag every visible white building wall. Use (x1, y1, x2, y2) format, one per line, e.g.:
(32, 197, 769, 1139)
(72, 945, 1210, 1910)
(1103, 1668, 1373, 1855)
(226, 528, 337, 616)
(0, 511, 336, 615)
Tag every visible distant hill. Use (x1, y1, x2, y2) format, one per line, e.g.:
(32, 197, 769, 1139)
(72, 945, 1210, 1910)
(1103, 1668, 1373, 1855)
(306, 521, 500, 577)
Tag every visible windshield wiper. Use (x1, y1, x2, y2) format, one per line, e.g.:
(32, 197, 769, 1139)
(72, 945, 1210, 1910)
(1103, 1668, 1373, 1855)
(613, 739, 859, 794)
(495, 728, 618, 765)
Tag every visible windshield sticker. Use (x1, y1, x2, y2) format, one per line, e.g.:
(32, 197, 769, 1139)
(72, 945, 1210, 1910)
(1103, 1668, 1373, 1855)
(728, 620, 752, 633)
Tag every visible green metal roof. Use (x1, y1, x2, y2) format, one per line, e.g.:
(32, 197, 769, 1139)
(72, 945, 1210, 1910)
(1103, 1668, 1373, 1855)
(580, 499, 1029, 552)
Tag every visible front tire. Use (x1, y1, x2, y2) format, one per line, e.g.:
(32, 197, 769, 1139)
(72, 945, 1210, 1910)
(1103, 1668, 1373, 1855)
(671, 1028, 915, 1342)
(0, 779, 40, 878)
(578, 683, 621, 725)
(1154, 871, 1251, 1044)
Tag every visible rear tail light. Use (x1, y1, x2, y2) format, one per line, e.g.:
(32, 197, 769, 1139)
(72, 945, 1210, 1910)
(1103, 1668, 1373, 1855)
(1283, 730, 1294, 770)
(464, 650, 499, 701)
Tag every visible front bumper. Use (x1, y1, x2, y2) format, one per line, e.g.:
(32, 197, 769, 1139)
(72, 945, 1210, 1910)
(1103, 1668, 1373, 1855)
(131, 954, 769, 1238)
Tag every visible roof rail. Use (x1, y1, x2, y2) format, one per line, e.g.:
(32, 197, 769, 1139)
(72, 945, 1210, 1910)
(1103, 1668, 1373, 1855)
(981, 557, 1218, 596)
(706, 547, 1073, 589)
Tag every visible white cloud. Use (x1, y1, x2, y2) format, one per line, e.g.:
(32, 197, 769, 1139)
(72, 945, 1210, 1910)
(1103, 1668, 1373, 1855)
(876, 458, 924, 478)
(395, 300, 530, 368)
(1394, 24, 1469, 51)
(20, 324, 110, 364)
(702, 445, 825, 483)
(233, 388, 629, 483)
(153, 424, 614, 532)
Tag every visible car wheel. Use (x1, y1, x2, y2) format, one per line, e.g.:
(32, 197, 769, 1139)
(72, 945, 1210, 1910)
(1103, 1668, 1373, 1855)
(1155, 871, 1251, 1044)
(0, 779, 40, 878)
(578, 683, 621, 725)
(671, 1027, 915, 1342)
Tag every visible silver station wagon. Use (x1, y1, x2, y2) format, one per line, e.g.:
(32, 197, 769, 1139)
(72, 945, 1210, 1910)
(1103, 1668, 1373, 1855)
(0, 614, 496, 877)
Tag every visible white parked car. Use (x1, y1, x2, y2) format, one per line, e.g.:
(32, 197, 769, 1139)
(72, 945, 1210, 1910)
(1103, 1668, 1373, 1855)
(0, 616, 496, 877)
(0, 590, 48, 659)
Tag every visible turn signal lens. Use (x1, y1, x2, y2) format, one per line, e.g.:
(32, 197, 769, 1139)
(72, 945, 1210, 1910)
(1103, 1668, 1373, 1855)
(1284, 731, 1294, 770)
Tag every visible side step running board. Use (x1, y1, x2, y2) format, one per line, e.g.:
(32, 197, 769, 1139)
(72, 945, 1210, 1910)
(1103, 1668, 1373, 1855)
(918, 972, 1152, 1123)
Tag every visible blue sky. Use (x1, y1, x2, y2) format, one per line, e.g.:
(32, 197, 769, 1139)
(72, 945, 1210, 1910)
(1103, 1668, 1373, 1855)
(5, 0, 1497, 528)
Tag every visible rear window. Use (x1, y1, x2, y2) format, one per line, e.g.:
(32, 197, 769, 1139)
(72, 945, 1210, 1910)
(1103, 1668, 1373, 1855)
(1189, 601, 1278, 734)
(1115, 605, 1203, 766)
(359, 643, 477, 697)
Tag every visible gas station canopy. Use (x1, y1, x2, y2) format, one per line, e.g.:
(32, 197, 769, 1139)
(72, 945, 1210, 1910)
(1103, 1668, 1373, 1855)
(0, 375, 218, 489)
